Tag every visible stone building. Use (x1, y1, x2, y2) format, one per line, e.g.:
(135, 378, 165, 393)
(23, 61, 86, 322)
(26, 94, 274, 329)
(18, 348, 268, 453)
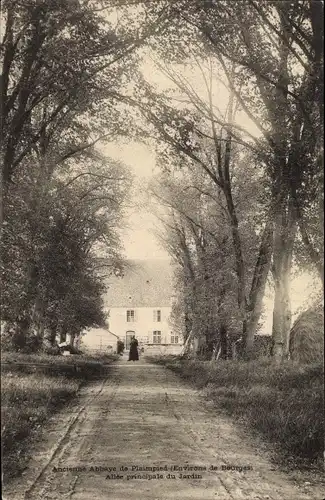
(82, 259, 183, 355)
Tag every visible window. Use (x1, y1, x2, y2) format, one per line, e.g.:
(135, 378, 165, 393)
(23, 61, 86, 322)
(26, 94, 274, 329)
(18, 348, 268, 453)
(153, 331, 161, 344)
(171, 335, 179, 344)
(153, 309, 161, 322)
(126, 310, 135, 322)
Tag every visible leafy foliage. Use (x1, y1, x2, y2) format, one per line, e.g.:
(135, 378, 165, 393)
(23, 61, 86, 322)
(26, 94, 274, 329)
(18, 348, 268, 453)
(1, 0, 167, 186)
(0, 0, 161, 350)
(141, 0, 324, 359)
(149, 154, 267, 358)
(1, 152, 131, 350)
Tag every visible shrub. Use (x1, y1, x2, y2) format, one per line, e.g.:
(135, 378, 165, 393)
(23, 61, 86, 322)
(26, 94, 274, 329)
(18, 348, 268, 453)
(1, 352, 116, 481)
(117, 340, 125, 354)
(1, 325, 43, 354)
(1, 372, 80, 481)
(289, 305, 324, 363)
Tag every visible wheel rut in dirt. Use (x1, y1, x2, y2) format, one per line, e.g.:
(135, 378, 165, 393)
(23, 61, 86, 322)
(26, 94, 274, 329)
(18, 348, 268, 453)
(3, 359, 323, 500)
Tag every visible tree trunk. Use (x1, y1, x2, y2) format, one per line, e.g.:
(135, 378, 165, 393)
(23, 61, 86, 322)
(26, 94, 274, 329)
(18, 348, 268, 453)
(271, 202, 297, 362)
(75, 334, 81, 350)
(193, 334, 206, 357)
(184, 309, 192, 338)
(12, 318, 31, 350)
(272, 257, 292, 362)
(69, 332, 76, 348)
(31, 295, 46, 338)
(219, 325, 228, 359)
(231, 338, 241, 360)
(59, 325, 68, 343)
(181, 330, 193, 356)
(43, 325, 57, 347)
(220, 94, 249, 352)
(245, 220, 274, 344)
(215, 345, 221, 360)
(223, 186, 248, 346)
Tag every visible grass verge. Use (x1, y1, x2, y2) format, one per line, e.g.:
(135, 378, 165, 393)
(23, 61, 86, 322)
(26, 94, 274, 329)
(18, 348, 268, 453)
(1, 352, 117, 481)
(149, 355, 324, 471)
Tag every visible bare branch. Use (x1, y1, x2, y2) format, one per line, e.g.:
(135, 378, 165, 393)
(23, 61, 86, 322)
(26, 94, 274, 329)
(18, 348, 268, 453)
(60, 173, 126, 190)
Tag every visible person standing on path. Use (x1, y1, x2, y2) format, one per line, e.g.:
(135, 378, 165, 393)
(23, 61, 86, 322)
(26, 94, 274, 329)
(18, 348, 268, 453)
(128, 336, 139, 361)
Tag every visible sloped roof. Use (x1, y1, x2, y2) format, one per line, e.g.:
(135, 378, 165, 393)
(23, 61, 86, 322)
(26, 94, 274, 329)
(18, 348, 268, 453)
(108, 330, 120, 338)
(104, 259, 174, 308)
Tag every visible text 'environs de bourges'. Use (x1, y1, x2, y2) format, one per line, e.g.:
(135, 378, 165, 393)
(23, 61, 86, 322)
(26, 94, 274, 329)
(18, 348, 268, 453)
(52, 464, 254, 479)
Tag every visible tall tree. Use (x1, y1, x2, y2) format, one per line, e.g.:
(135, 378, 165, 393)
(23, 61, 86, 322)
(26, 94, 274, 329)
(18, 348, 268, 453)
(123, 60, 273, 356)
(0, 0, 167, 348)
(142, 0, 323, 360)
(0, 0, 167, 222)
(149, 156, 264, 358)
(1, 152, 131, 348)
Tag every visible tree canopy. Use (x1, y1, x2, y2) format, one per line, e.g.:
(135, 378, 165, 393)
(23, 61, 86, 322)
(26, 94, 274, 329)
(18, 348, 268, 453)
(1, 0, 323, 359)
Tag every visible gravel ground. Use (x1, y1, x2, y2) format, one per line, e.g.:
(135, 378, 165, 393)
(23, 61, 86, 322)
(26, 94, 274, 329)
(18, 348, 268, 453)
(3, 357, 324, 500)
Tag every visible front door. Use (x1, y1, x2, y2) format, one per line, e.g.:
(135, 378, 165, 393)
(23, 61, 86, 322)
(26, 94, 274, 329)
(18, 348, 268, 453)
(125, 331, 135, 350)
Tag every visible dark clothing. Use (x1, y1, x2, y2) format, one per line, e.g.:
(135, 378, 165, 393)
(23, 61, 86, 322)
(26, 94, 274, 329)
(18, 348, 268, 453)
(128, 338, 139, 361)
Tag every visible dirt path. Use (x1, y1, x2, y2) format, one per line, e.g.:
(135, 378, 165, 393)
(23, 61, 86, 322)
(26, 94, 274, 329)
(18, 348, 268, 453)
(3, 358, 323, 500)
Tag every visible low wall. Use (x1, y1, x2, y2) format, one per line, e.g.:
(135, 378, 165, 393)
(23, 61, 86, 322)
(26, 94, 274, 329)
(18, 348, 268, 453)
(82, 346, 117, 355)
(142, 344, 183, 356)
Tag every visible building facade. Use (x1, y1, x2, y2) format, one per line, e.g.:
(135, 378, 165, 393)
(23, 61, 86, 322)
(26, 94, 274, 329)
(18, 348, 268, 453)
(80, 328, 120, 352)
(108, 306, 180, 349)
(82, 259, 182, 354)
(105, 259, 182, 352)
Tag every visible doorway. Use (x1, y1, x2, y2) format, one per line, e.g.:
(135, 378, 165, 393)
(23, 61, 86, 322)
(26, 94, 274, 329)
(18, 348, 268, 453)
(125, 331, 135, 350)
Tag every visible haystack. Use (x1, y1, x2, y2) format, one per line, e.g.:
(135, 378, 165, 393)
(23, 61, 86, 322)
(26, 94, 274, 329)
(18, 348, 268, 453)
(289, 304, 324, 363)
